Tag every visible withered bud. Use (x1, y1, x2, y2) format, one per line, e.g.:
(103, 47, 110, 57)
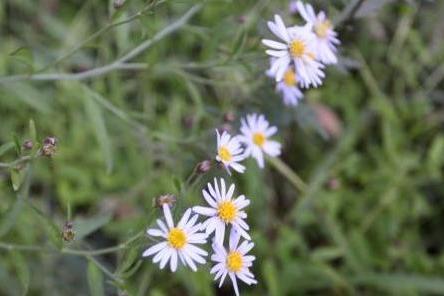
(62, 221, 75, 242)
(113, 0, 125, 9)
(223, 112, 236, 123)
(154, 194, 177, 208)
(22, 140, 33, 150)
(197, 160, 212, 174)
(42, 136, 58, 157)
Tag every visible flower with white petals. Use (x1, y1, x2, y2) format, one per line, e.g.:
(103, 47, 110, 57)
(238, 114, 281, 168)
(193, 178, 251, 244)
(215, 130, 246, 174)
(210, 229, 257, 296)
(143, 205, 208, 272)
(267, 62, 303, 106)
(295, 1, 340, 65)
(262, 14, 325, 87)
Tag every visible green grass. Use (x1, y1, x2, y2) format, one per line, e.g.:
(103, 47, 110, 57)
(1, 0, 444, 295)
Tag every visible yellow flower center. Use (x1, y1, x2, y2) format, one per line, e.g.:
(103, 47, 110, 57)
(226, 251, 243, 272)
(252, 132, 266, 147)
(218, 201, 237, 223)
(218, 146, 232, 162)
(289, 39, 306, 57)
(283, 69, 297, 86)
(314, 20, 331, 38)
(167, 228, 187, 249)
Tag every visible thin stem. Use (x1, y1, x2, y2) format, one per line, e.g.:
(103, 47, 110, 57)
(267, 157, 307, 192)
(37, 0, 166, 72)
(334, 0, 366, 26)
(0, 155, 33, 169)
(0, 4, 202, 83)
(86, 255, 123, 284)
(0, 230, 144, 256)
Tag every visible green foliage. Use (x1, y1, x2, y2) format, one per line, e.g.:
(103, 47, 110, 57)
(0, 0, 444, 295)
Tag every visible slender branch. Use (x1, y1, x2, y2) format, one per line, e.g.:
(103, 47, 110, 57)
(0, 230, 144, 256)
(0, 155, 33, 169)
(334, 0, 366, 26)
(37, 0, 166, 72)
(267, 157, 307, 192)
(0, 4, 202, 83)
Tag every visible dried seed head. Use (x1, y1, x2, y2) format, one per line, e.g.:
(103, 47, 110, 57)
(42, 136, 58, 157)
(154, 194, 177, 208)
(62, 221, 75, 242)
(196, 160, 212, 174)
(22, 140, 33, 150)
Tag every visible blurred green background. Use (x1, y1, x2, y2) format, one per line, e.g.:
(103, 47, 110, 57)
(1, 0, 444, 295)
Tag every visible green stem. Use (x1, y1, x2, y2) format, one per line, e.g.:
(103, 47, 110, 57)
(0, 230, 144, 256)
(267, 157, 307, 192)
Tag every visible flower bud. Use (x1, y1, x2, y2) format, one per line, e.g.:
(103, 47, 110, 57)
(113, 0, 125, 9)
(62, 221, 75, 242)
(197, 160, 212, 174)
(42, 136, 58, 157)
(22, 140, 33, 150)
(154, 194, 177, 208)
(223, 111, 236, 123)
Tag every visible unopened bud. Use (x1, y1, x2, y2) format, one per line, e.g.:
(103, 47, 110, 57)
(238, 15, 246, 23)
(42, 136, 58, 157)
(113, 0, 125, 9)
(197, 160, 212, 174)
(223, 112, 236, 123)
(22, 140, 33, 150)
(62, 221, 75, 242)
(154, 194, 177, 208)
(327, 178, 341, 190)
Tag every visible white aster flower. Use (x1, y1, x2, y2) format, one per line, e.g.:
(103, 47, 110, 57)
(262, 14, 325, 88)
(238, 113, 281, 168)
(193, 178, 251, 244)
(295, 1, 340, 65)
(210, 229, 257, 296)
(267, 62, 303, 106)
(142, 205, 208, 272)
(215, 129, 246, 174)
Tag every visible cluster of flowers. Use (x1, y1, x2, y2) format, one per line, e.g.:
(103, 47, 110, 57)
(142, 113, 280, 295)
(264, 1, 339, 106)
(142, 2, 339, 295)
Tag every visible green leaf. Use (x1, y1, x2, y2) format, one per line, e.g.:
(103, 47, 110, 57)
(28, 119, 37, 143)
(87, 260, 105, 296)
(11, 167, 27, 191)
(81, 86, 114, 173)
(11, 251, 30, 296)
(262, 259, 281, 296)
(29, 204, 63, 249)
(12, 133, 22, 155)
(0, 142, 15, 157)
(74, 214, 112, 240)
(9, 47, 34, 72)
(352, 273, 444, 293)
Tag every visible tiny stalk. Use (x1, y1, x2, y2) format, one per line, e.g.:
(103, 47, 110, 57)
(267, 156, 307, 193)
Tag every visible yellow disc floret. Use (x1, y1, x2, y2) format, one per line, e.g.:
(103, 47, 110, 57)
(290, 39, 306, 57)
(252, 132, 266, 147)
(218, 146, 232, 162)
(218, 201, 237, 223)
(314, 20, 331, 38)
(168, 228, 187, 249)
(226, 251, 243, 272)
(283, 69, 297, 86)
